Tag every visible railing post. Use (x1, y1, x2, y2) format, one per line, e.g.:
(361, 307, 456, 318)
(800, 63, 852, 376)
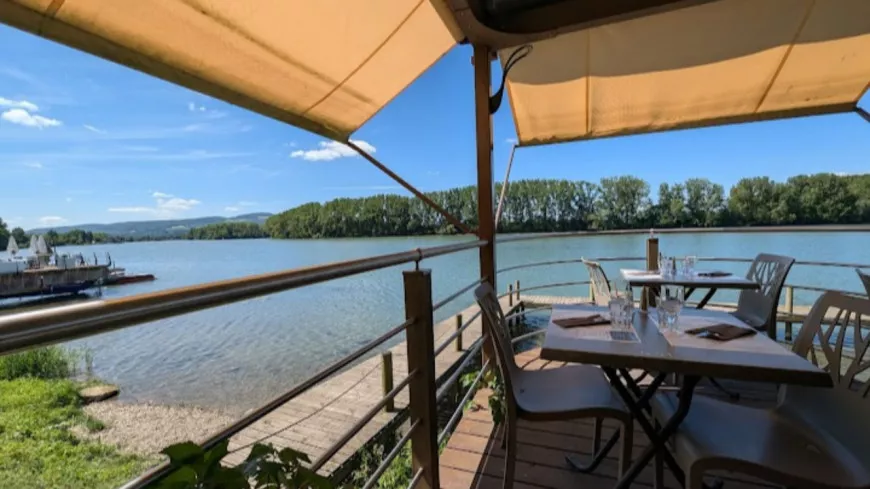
(455, 314, 463, 352)
(508, 284, 514, 307)
(381, 352, 394, 413)
(515, 280, 520, 302)
(403, 269, 439, 489)
(643, 236, 659, 311)
(784, 286, 794, 342)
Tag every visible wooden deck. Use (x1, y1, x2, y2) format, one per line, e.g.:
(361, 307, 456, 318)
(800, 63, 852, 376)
(224, 297, 519, 477)
(440, 348, 780, 489)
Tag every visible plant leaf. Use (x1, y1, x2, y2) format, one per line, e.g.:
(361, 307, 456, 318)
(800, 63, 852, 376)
(162, 441, 205, 464)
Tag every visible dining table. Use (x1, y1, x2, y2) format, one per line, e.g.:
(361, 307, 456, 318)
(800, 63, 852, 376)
(541, 304, 831, 489)
(620, 268, 760, 309)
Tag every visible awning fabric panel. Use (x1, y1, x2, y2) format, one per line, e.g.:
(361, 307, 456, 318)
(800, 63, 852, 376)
(0, 0, 460, 139)
(504, 0, 870, 146)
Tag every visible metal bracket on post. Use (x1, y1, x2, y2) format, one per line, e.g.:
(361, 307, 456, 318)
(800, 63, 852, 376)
(403, 269, 439, 489)
(488, 45, 532, 114)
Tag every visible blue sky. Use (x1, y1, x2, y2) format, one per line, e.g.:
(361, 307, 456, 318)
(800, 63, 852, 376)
(0, 26, 868, 230)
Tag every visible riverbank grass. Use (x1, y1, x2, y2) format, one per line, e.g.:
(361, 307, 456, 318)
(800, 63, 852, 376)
(0, 348, 148, 489)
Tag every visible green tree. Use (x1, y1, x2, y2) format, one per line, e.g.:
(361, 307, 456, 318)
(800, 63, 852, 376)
(727, 177, 781, 226)
(0, 218, 8, 250)
(594, 176, 651, 230)
(684, 178, 725, 227)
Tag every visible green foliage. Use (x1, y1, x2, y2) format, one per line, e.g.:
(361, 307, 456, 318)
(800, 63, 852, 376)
(461, 369, 505, 426)
(157, 440, 332, 489)
(0, 378, 146, 489)
(349, 431, 413, 489)
(186, 222, 268, 240)
(0, 346, 79, 380)
(265, 173, 869, 238)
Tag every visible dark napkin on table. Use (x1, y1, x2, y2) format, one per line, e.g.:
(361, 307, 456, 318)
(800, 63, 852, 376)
(697, 270, 732, 277)
(685, 324, 756, 341)
(553, 313, 609, 328)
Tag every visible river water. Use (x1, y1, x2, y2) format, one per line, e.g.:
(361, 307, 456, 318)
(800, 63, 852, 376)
(34, 232, 870, 412)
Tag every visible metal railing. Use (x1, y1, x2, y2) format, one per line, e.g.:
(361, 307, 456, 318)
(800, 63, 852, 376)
(3, 228, 869, 489)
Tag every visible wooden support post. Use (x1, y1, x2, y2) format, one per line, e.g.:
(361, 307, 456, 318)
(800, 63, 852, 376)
(474, 44, 496, 366)
(515, 280, 520, 302)
(403, 269, 439, 489)
(508, 284, 514, 307)
(784, 286, 794, 342)
(381, 352, 394, 413)
(455, 314, 463, 352)
(643, 237, 659, 311)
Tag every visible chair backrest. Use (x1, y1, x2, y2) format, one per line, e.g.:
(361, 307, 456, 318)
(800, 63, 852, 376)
(734, 253, 795, 333)
(785, 292, 870, 457)
(581, 259, 611, 306)
(857, 268, 870, 297)
(474, 283, 520, 406)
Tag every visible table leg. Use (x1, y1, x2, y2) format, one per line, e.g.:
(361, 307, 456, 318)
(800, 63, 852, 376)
(696, 288, 718, 309)
(603, 367, 700, 489)
(684, 287, 696, 301)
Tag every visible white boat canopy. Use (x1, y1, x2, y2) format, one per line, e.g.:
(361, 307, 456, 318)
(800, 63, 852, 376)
(6, 235, 18, 255)
(0, 0, 868, 146)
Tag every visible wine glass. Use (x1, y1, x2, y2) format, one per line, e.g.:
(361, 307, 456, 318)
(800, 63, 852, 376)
(660, 285, 684, 333)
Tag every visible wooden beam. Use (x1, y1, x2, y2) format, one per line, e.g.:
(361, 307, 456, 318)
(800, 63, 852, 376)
(857, 107, 870, 125)
(346, 141, 473, 234)
(403, 269, 439, 489)
(474, 44, 496, 364)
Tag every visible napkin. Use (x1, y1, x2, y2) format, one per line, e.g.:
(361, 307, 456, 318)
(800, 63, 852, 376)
(553, 313, 609, 328)
(696, 270, 732, 277)
(685, 324, 755, 341)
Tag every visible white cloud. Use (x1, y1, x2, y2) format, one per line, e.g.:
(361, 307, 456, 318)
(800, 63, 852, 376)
(188, 102, 205, 112)
(22, 161, 43, 169)
(83, 124, 107, 134)
(505, 138, 517, 145)
(0, 97, 38, 112)
(65, 197, 73, 203)
(224, 206, 240, 212)
(108, 206, 153, 213)
(39, 216, 67, 225)
(324, 185, 402, 191)
(290, 139, 376, 162)
(109, 192, 201, 217)
(1, 108, 62, 128)
(237, 201, 257, 207)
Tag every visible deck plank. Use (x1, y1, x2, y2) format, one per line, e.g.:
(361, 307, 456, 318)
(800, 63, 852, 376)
(440, 346, 781, 489)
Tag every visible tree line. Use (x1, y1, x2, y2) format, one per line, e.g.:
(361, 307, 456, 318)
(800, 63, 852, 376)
(265, 173, 870, 238)
(0, 220, 268, 249)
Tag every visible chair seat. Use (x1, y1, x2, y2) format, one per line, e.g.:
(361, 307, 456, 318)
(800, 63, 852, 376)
(651, 392, 870, 489)
(513, 364, 629, 421)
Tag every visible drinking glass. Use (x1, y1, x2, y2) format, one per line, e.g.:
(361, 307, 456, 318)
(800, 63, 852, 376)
(660, 256, 674, 279)
(608, 287, 633, 331)
(682, 255, 697, 277)
(659, 285, 684, 333)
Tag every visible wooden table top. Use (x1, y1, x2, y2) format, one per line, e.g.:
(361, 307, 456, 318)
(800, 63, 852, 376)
(620, 268, 760, 289)
(540, 305, 831, 387)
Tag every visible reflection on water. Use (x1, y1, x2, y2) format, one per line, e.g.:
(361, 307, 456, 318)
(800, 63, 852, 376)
(35, 232, 870, 412)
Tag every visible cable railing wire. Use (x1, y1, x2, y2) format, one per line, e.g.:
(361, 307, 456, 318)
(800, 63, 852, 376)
(438, 360, 490, 445)
(311, 369, 419, 472)
(361, 420, 420, 489)
(436, 337, 485, 402)
(433, 277, 486, 311)
(433, 310, 481, 357)
(498, 257, 642, 274)
(406, 468, 424, 489)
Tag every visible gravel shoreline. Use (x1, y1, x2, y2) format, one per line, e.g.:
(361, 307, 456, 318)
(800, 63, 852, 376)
(80, 400, 236, 456)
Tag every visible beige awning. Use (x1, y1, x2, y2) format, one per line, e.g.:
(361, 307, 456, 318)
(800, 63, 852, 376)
(504, 0, 870, 146)
(0, 0, 867, 146)
(0, 0, 462, 140)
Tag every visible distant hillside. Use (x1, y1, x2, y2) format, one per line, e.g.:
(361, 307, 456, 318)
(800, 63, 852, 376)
(28, 212, 272, 237)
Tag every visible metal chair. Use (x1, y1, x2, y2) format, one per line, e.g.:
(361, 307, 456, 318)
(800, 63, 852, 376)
(652, 291, 870, 489)
(474, 283, 633, 489)
(857, 268, 870, 297)
(581, 258, 611, 306)
(731, 253, 795, 338)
